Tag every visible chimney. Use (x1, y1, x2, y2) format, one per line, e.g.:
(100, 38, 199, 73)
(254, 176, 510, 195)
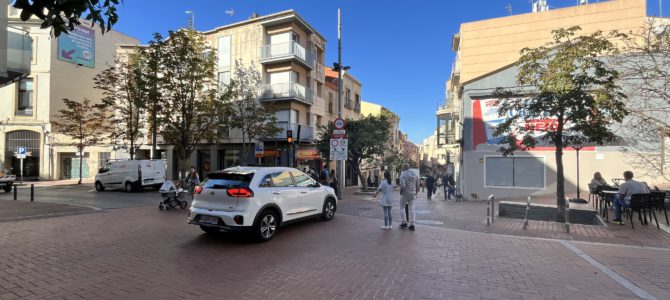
(250, 12, 260, 19)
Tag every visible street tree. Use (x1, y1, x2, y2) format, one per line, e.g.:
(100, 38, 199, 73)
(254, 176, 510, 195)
(143, 33, 166, 159)
(94, 52, 148, 160)
(158, 29, 225, 177)
(614, 19, 670, 178)
(316, 115, 391, 192)
(11, 0, 121, 37)
(222, 61, 280, 166)
(493, 26, 628, 222)
(52, 98, 110, 184)
(382, 147, 416, 179)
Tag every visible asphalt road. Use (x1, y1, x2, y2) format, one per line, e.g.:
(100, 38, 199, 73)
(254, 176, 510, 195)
(0, 185, 174, 210)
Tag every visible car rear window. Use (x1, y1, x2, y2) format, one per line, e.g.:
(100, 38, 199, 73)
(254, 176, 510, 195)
(202, 172, 254, 189)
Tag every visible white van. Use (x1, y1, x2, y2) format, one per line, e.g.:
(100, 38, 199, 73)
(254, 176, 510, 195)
(95, 160, 166, 192)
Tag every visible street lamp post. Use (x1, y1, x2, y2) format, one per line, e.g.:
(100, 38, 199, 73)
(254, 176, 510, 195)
(334, 8, 350, 199)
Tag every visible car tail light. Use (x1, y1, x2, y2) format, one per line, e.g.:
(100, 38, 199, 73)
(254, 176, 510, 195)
(227, 187, 254, 198)
(194, 186, 203, 194)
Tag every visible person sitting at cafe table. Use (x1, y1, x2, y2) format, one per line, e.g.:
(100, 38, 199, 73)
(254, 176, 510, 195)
(590, 172, 609, 187)
(612, 171, 650, 225)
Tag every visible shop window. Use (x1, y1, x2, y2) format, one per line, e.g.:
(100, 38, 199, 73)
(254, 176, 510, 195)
(485, 156, 544, 188)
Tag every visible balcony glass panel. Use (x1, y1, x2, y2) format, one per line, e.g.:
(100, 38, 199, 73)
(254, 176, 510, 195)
(260, 82, 314, 105)
(7, 28, 32, 74)
(260, 41, 315, 68)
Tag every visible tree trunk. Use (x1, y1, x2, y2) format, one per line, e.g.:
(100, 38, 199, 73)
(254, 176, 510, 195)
(130, 140, 135, 160)
(240, 131, 247, 166)
(78, 148, 83, 185)
(555, 136, 566, 223)
(354, 161, 367, 192)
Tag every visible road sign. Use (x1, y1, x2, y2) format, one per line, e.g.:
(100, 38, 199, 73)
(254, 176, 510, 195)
(329, 138, 348, 161)
(332, 129, 346, 135)
(17, 147, 26, 155)
(333, 118, 346, 130)
(254, 143, 265, 157)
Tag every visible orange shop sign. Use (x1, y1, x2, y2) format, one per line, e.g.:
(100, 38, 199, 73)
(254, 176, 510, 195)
(255, 149, 280, 158)
(297, 148, 320, 160)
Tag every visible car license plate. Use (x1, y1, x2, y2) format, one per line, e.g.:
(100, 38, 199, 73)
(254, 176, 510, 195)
(199, 215, 219, 224)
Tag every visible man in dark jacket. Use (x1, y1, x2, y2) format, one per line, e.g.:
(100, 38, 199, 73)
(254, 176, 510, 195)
(426, 174, 435, 200)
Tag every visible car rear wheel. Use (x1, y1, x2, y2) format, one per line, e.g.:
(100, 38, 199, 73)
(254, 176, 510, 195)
(254, 210, 278, 242)
(95, 181, 105, 192)
(321, 198, 336, 221)
(124, 182, 134, 193)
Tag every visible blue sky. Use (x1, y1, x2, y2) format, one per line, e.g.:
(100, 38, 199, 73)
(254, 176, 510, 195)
(113, 0, 664, 144)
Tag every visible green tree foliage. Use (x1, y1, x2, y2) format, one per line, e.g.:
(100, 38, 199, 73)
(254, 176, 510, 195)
(52, 98, 110, 184)
(222, 61, 280, 166)
(157, 29, 228, 176)
(12, 0, 121, 37)
(143, 34, 166, 159)
(316, 115, 391, 191)
(493, 26, 628, 222)
(94, 52, 148, 160)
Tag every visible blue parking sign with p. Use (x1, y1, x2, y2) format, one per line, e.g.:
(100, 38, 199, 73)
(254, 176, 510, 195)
(18, 147, 26, 155)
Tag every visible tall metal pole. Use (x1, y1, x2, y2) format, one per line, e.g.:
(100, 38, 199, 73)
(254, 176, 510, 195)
(336, 8, 344, 199)
(661, 0, 663, 17)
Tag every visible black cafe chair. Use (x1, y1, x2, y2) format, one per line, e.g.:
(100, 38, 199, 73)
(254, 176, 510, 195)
(597, 186, 618, 221)
(649, 191, 669, 226)
(587, 184, 597, 207)
(626, 194, 659, 229)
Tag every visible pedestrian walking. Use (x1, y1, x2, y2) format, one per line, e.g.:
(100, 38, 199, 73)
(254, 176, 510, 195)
(329, 169, 339, 199)
(373, 171, 395, 230)
(399, 163, 419, 231)
(184, 166, 200, 198)
(426, 174, 435, 200)
(446, 174, 456, 200)
(321, 167, 329, 185)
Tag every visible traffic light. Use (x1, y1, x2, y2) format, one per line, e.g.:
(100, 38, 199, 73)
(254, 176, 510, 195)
(287, 130, 293, 143)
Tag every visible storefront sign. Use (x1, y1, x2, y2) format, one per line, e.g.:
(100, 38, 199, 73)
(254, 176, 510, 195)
(472, 98, 594, 151)
(257, 150, 279, 157)
(58, 25, 96, 68)
(297, 148, 320, 160)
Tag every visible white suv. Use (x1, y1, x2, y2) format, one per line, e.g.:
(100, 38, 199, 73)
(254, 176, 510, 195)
(188, 167, 338, 242)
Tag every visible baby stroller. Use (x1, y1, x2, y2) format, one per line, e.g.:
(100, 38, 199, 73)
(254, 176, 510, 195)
(158, 180, 188, 210)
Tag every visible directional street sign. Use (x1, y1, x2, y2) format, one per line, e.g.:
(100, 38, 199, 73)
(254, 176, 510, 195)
(329, 138, 348, 161)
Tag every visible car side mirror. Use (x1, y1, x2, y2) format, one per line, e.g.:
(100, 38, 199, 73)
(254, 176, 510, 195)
(310, 182, 321, 188)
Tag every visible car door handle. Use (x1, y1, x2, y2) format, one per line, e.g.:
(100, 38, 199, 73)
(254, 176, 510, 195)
(209, 191, 215, 195)
(300, 191, 308, 194)
(272, 192, 282, 195)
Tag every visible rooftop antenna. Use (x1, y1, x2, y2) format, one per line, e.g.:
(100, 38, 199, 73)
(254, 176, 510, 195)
(185, 10, 195, 29)
(505, 3, 513, 15)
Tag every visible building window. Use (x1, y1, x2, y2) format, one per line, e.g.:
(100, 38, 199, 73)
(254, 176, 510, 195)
(354, 93, 360, 112)
(16, 79, 34, 116)
(316, 115, 322, 127)
(485, 156, 545, 188)
(328, 92, 334, 114)
(316, 82, 322, 97)
(345, 88, 351, 109)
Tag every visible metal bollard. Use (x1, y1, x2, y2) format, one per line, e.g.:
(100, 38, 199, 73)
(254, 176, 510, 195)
(523, 196, 531, 230)
(488, 195, 496, 223)
(13, 185, 17, 200)
(486, 199, 490, 226)
(30, 184, 34, 202)
(565, 197, 570, 233)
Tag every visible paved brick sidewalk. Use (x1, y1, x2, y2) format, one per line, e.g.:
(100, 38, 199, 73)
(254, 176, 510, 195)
(340, 188, 670, 249)
(1, 205, 667, 299)
(0, 199, 97, 222)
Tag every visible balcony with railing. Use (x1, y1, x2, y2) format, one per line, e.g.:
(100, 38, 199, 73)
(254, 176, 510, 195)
(260, 41, 315, 69)
(1, 27, 32, 86)
(263, 122, 315, 142)
(259, 82, 314, 105)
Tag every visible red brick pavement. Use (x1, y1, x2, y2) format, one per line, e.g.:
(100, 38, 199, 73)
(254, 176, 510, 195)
(0, 205, 663, 299)
(341, 188, 670, 249)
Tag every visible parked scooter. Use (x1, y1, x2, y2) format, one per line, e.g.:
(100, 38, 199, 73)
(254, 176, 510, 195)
(158, 180, 188, 210)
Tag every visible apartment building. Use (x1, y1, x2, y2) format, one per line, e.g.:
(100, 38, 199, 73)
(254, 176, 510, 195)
(442, 0, 650, 196)
(360, 100, 401, 185)
(0, 6, 138, 180)
(131, 10, 328, 178)
(323, 67, 362, 123)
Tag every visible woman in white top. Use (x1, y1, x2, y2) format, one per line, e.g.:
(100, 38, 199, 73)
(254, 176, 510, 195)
(373, 172, 395, 230)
